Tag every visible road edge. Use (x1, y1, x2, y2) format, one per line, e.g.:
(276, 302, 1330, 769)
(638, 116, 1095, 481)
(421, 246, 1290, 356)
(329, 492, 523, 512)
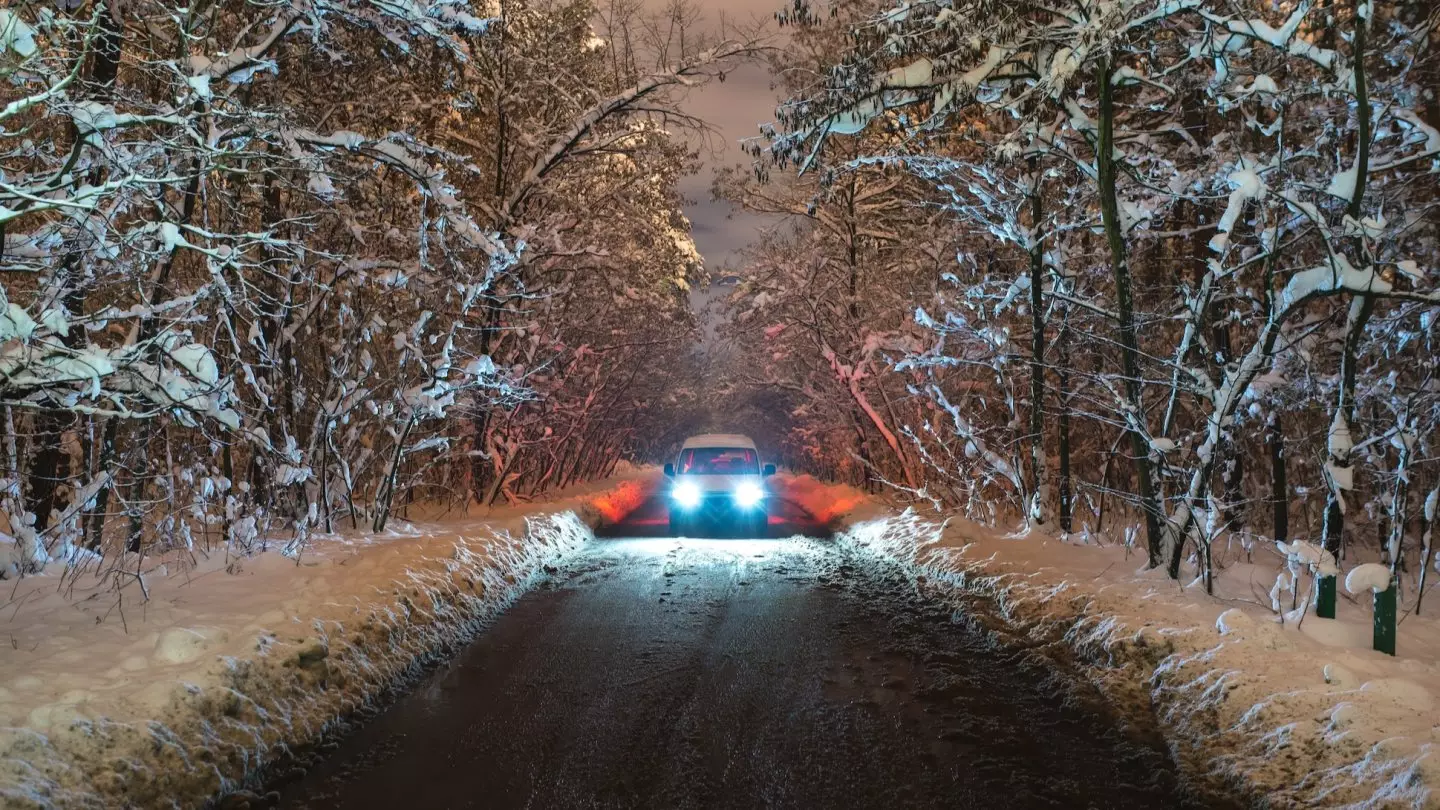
(803, 481, 1433, 809)
(0, 475, 658, 810)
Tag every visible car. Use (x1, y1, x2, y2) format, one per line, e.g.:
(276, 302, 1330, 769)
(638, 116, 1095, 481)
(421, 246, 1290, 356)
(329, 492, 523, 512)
(664, 434, 776, 537)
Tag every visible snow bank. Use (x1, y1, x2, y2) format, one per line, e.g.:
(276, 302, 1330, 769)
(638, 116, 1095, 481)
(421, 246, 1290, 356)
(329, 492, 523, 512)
(0, 470, 658, 809)
(583, 464, 653, 529)
(773, 473, 877, 527)
(822, 494, 1440, 808)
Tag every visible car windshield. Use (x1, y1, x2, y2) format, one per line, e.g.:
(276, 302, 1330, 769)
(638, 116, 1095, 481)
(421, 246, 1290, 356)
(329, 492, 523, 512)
(677, 447, 758, 475)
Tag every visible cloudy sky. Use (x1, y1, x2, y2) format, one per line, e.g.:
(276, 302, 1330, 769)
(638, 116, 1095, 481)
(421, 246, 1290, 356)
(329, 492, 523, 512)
(627, 0, 793, 344)
(627, 0, 789, 272)
(674, 59, 780, 272)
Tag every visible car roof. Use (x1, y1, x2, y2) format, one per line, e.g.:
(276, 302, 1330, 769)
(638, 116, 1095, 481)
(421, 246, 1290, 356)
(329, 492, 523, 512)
(680, 433, 757, 451)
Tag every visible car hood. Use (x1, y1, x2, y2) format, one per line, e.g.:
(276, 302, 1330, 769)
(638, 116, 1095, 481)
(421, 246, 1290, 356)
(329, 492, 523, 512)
(672, 474, 763, 494)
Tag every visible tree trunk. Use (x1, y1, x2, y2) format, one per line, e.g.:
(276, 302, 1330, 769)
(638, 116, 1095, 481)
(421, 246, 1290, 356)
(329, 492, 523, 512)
(1416, 480, 1437, 615)
(844, 366, 917, 490)
(320, 422, 332, 533)
(470, 412, 494, 502)
(1220, 435, 1245, 534)
(1268, 412, 1288, 545)
(1096, 57, 1165, 568)
(126, 440, 147, 553)
(1323, 0, 1373, 618)
(1387, 424, 1413, 584)
(1057, 298, 1073, 534)
(485, 438, 520, 507)
(1319, 297, 1374, 615)
(1027, 158, 1047, 525)
(25, 413, 72, 536)
(373, 416, 416, 533)
(29, 5, 125, 540)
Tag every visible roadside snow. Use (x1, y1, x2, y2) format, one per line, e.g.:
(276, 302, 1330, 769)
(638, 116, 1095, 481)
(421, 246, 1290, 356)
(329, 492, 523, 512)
(0, 471, 655, 809)
(789, 475, 1440, 808)
(777, 473, 872, 528)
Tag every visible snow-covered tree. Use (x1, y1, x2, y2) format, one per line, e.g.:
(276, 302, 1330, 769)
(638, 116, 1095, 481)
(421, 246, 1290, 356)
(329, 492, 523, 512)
(1, 0, 759, 573)
(737, 0, 1440, 597)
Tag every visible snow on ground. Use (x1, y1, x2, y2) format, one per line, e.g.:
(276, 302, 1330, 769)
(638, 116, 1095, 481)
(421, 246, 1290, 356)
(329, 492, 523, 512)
(786, 474, 1440, 808)
(11, 467, 1432, 808)
(778, 473, 874, 528)
(0, 468, 657, 810)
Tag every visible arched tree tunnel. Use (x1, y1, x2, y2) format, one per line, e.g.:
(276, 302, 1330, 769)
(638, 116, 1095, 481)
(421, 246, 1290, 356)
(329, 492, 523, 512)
(2, 0, 1437, 806)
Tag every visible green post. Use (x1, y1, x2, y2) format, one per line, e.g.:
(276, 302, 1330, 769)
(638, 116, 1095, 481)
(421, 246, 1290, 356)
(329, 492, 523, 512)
(1317, 575, 1337, 619)
(1373, 580, 1396, 656)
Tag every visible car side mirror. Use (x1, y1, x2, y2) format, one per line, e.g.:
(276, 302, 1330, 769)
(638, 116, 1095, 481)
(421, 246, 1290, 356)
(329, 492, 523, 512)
(763, 464, 776, 477)
(664, 463, 675, 477)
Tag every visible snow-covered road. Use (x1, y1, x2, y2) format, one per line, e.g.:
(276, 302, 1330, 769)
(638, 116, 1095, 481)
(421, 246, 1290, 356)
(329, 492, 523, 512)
(274, 496, 1215, 809)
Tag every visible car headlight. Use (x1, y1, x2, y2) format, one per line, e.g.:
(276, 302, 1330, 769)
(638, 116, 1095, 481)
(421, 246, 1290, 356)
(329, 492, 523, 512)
(733, 480, 764, 508)
(672, 481, 701, 509)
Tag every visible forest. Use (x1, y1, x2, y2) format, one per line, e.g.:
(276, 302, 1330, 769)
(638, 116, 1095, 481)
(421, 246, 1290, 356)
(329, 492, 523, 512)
(719, 0, 1440, 605)
(1, 0, 754, 575)
(3, 0, 1439, 610)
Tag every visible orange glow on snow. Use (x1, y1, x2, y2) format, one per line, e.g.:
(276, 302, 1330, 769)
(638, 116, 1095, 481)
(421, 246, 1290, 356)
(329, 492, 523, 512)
(804, 495, 863, 524)
(591, 479, 650, 524)
(776, 475, 865, 526)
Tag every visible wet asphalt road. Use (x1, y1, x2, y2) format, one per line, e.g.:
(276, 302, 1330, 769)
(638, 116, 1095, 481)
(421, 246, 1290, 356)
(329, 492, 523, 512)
(277, 494, 1198, 810)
